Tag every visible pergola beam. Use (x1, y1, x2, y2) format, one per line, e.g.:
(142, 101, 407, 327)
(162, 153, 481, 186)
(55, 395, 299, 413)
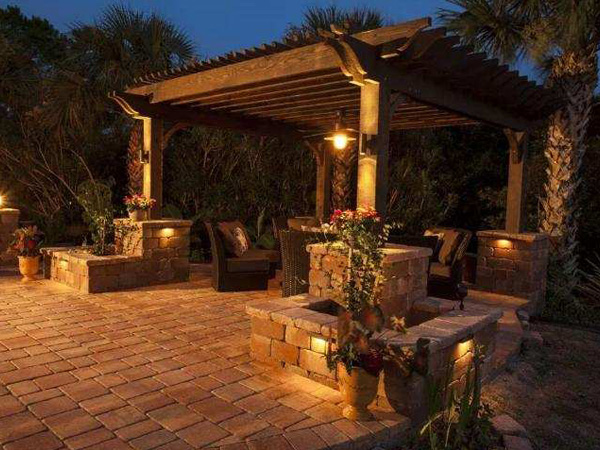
(110, 92, 305, 139)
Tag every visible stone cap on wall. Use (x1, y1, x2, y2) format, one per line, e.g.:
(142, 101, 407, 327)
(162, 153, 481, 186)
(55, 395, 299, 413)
(114, 219, 193, 228)
(307, 242, 432, 261)
(52, 249, 142, 266)
(247, 293, 502, 354)
(477, 229, 548, 242)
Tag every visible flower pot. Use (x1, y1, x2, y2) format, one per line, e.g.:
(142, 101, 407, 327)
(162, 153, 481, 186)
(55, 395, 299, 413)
(337, 363, 379, 421)
(128, 209, 148, 222)
(18, 255, 40, 282)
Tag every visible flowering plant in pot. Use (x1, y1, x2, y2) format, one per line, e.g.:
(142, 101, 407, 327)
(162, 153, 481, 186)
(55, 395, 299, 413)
(124, 194, 156, 221)
(10, 226, 44, 281)
(324, 207, 388, 420)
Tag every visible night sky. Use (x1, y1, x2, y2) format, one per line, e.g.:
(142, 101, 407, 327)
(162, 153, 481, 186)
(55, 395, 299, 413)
(5, 0, 537, 80)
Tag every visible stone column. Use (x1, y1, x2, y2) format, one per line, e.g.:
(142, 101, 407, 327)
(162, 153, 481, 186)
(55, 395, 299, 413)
(307, 243, 431, 324)
(0, 208, 20, 265)
(476, 230, 549, 314)
(114, 219, 192, 282)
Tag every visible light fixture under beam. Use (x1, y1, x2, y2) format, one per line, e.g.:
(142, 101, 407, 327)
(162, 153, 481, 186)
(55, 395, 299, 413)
(324, 111, 356, 150)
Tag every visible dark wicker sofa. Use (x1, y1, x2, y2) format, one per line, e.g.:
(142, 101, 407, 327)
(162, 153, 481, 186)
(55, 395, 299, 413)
(205, 222, 271, 292)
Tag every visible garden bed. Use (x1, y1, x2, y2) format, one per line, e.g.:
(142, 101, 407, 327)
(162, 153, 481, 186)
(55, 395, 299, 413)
(48, 219, 192, 293)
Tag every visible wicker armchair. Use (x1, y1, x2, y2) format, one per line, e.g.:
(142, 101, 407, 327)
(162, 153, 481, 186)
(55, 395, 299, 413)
(280, 229, 330, 297)
(426, 227, 473, 303)
(205, 222, 270, 292)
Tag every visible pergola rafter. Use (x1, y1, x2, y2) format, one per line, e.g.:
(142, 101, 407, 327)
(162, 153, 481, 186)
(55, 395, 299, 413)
(112, 16, 557, 233)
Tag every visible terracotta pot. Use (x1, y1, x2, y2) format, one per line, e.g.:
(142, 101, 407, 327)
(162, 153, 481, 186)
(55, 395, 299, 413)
(337, 363, 379, 420)
(128, 209, 148, 222)
(18, 256, 40, 282)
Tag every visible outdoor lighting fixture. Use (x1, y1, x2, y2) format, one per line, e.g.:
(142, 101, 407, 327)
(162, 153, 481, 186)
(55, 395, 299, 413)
(0, 194, 3, 208)
(324, 111, 356, 150)
(495, 239, 512, 249)
(158, 228, 175, 238)
(311, 336, 328, 354)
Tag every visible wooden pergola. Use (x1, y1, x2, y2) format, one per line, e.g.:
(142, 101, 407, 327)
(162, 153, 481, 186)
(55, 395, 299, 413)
(111, 17, 557, 233)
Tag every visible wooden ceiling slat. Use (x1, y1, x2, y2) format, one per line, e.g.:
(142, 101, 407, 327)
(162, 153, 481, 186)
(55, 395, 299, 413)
(171, 70, 345, 106)
(228, 92, 360, 114)
(209, 86, 358, 112)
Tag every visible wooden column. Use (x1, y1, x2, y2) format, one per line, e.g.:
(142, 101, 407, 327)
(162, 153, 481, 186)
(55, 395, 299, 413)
(142, 117, 164, 219)
(356, 82, 391, 215)
(315, 143, 332, 222)
(504, 129, 528, 233)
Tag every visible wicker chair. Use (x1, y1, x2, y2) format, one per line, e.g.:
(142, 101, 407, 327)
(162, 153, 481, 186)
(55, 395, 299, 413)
(280, 229, 330, 297)
(426, 227, 473, 304)
(205, 222, 270, 292)
(271, 216, 288, 269)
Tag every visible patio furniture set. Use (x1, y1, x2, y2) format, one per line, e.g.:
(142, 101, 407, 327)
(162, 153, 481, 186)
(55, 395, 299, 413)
(205, 217, 472, 307)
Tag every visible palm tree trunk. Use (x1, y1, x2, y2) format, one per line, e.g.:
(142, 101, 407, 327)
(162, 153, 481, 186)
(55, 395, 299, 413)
(127, 121, 144, 195)
(540, 51, 598, 288)
(331, 144, 357, 211)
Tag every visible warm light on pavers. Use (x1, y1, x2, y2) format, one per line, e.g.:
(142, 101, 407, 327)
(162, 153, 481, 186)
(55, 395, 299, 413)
(0, 268, 409, 449)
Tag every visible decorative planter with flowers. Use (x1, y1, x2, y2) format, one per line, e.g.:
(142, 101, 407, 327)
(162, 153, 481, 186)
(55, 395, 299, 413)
(326, 208, 411, 420)
(124, 194, 156, 222)
(11, 226, 44, 282)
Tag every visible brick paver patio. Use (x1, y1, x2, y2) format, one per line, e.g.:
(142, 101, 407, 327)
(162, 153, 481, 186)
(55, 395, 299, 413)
(0, 267, 409, 449)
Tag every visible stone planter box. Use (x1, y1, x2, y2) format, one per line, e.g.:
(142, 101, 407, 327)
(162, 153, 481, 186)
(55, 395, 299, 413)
(247, 294, 501, 424)
(307, 243, 432, 325)
(49, 219, 192, 293)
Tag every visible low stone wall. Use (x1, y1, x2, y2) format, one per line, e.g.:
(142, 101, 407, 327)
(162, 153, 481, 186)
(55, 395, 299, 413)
(307, 243, 431, 325)
(50, 219, 191, 293)
(0, 208, 19, 265)
(476, 230, 549, 314)
(247, 294, 501, 423)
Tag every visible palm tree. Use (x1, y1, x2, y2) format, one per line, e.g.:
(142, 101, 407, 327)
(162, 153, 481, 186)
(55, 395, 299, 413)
(439, 0, 600, 292)
(285, 6, 385, 211)
(44, 5, 195, 194)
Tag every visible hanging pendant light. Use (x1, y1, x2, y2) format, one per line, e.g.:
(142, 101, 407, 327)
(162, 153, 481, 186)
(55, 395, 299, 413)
(324, 110, 356, 150)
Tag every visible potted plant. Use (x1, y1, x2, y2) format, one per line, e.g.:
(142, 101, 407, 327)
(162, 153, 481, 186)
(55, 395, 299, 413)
(124, 194, 156, 222)
(323, 208, 387, 420)
(11, 226, 44, 282)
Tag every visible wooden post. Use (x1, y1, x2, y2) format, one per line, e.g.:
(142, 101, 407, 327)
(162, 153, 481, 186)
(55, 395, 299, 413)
(142, 117, 164, 219)
(315, 143, 332, 222)
(504, 129, 528, 233)
(356, 82, 391, 215)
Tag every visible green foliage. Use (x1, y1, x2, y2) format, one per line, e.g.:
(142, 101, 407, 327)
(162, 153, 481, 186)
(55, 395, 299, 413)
(438, 0, 600, 67)
(76, 179, 114, 255)
(417, 346, 498, 450)
(284, 5, 385, 41)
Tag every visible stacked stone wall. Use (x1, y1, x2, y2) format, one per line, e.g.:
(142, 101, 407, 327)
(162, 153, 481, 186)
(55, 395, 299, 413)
(50, 219, 191, 293)
(307, 243, 430, 324)
(476, 230, 549, 313)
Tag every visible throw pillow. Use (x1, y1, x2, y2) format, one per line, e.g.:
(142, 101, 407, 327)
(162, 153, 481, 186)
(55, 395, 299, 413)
(424, 230, 444, 262)
(437, 229, 463, 265)
(232, 227, 250, 256)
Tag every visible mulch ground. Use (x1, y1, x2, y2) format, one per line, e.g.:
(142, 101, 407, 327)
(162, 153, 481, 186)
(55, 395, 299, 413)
(482, 321, 600, 450)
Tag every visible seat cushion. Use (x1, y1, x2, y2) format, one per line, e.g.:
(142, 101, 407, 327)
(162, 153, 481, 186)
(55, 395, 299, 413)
(226, 257, 269, 273)
(430, 262, 452, 278)
(218, 221, 251, 257)
(244, 248, 280, 264)
(427, 229, 463, 265)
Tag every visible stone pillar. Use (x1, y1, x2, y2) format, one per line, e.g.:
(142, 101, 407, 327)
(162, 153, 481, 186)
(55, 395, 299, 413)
(476, 230, 549, 314)
(114, 219, 192, 282)
(307, 243, 431, 324)
(0, 208, 20, 265)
